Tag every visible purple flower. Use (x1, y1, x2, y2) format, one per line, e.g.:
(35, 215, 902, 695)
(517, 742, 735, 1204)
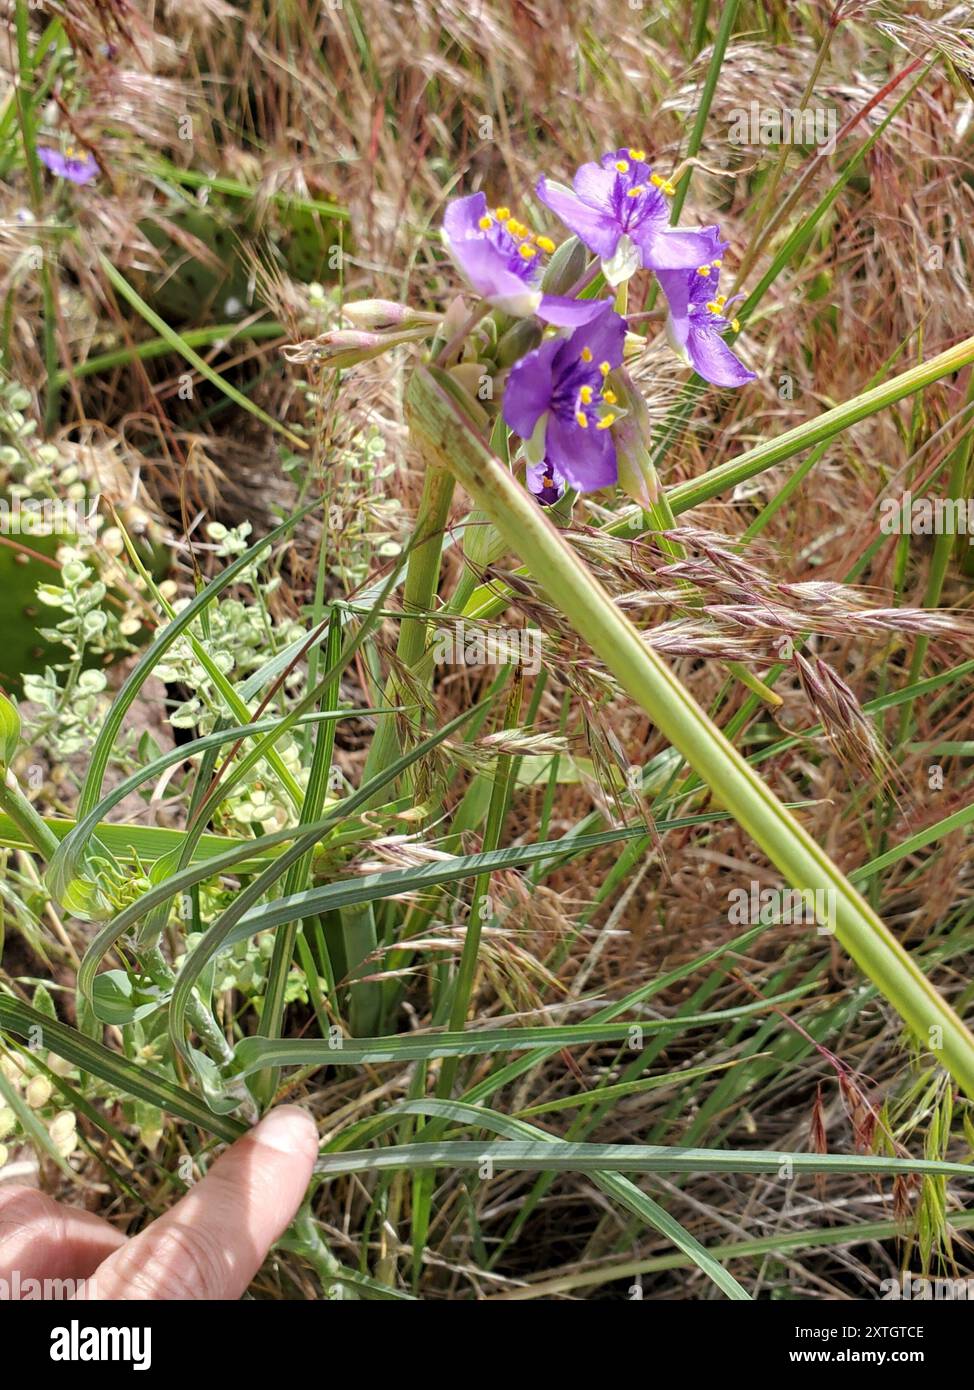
(526, 461, 567, 506)
(37, 146, 99, 185)
(656, 226, 756, 389)
(503, 304, 627, 497)
(442, 193, 612, 327)
(536, 147, 715, 286)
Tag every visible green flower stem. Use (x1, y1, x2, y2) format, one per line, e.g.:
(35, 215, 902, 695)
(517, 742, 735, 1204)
(361, 460, 456, 786)
(0, 774, 60, 860)
(141, 945, 233, 1067)
(407, 366, 974, 1099)
(346, 460, 455, 1033)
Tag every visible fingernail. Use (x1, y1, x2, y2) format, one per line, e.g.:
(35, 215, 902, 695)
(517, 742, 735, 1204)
(252, 1105, 318, 1157)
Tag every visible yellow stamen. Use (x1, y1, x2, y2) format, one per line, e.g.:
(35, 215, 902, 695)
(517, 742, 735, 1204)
(580, 346, 593, 362)
(494, 205, 511, 220)
(614, 159, 630, 173)
(626, 184, 645, 198)
(662, 181, 676, 196)
(696, 264, 712, 277)
(597, 413, 616, 430)
(518, 242, 538, 259)
(706, 301, 720, 314)
(712, 258, 723, 269)
(507, 218, 527, 237)
(599, 360, 610, 376)
(535, 235, 556, 254)
(602, 389, 617, 404)
(478, 215, 493, 230)
(731, 318, 740, 332)
(579, 385, 593, 404)
(627, 147, 646, 161)
(649, 173, 664, 188)
(575, 410, 589, 429)
(715, 293, 727, 308)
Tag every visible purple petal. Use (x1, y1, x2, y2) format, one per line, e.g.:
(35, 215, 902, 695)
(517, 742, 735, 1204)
(447, 235, 536, 305)
(687, 326, 757, 388)
(442, 193, 540, 309)
(656, 269, 692, 350)
(537, 294, 614, 327)
(535, 176, 621, 260)
(572, 161, 619, 211)
(442, 191, 489, 241)
(37, 146, 99, 185)
(696, 224, 730, 263)
(503, 338, 560, 439)
(566, 304, 627, 369)
(633, 224, 716, 271)
(545, 413, 618, 494)
(526, 461, 566, 507)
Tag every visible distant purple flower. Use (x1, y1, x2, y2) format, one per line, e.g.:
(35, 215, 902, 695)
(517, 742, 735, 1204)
(442, 192, 611, 327)
(526, 461, 566, 506)
(656, 226, 756, 389)
(503, 303, 627, 497)
(536, 147, 715, 286)
(37, 146, 99, 186)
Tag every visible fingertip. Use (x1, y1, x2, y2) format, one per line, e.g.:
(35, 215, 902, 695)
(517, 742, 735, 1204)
(251, 1105, 319, 1163)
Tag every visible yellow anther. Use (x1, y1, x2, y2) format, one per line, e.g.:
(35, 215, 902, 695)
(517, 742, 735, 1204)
(627, 148, 646, 161)
(626, 185, 645, 198)
(580, 346, 593, 362)
(715, 293, 727, 308)
(662, 181, 676, 196)
(518, 242, 538, 259)
(597, 412, 616, 430)
(706, 301, 720, 314)
(579, 385, 593, 404)
(478, 215, 493, 230)
(575, 410, 589, 429)
(731, 318, 740, 332)
(494, 206, 511, 220)
(599, 360, 610, 376)
(602, 389, 617, 404)
(507, 218, 528, 237)
(649, 173, 664, 188)
(712, 258, 723, 269)
(536, 235, 556, 254)
(614, 159, 630, 173)
(696, 264, 712, 276)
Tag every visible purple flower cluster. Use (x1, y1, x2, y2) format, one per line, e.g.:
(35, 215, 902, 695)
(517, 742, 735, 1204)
(440, 145, 755, 502)
(37, 146, 99, 185)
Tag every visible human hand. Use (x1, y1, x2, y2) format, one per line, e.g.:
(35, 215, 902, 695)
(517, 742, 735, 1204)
(0, 1105, 318, 1300)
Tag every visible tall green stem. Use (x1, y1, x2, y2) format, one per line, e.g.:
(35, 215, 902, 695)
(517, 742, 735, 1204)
(407, 367, 974, 1100)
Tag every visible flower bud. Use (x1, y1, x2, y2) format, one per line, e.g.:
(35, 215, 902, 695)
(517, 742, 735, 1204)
(495, 318, 542, 367)
(342, 299, 434, 330)
(282, 326, 430, 369)
(612, 371, 660, 508)
(541, 235, 587, 295)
